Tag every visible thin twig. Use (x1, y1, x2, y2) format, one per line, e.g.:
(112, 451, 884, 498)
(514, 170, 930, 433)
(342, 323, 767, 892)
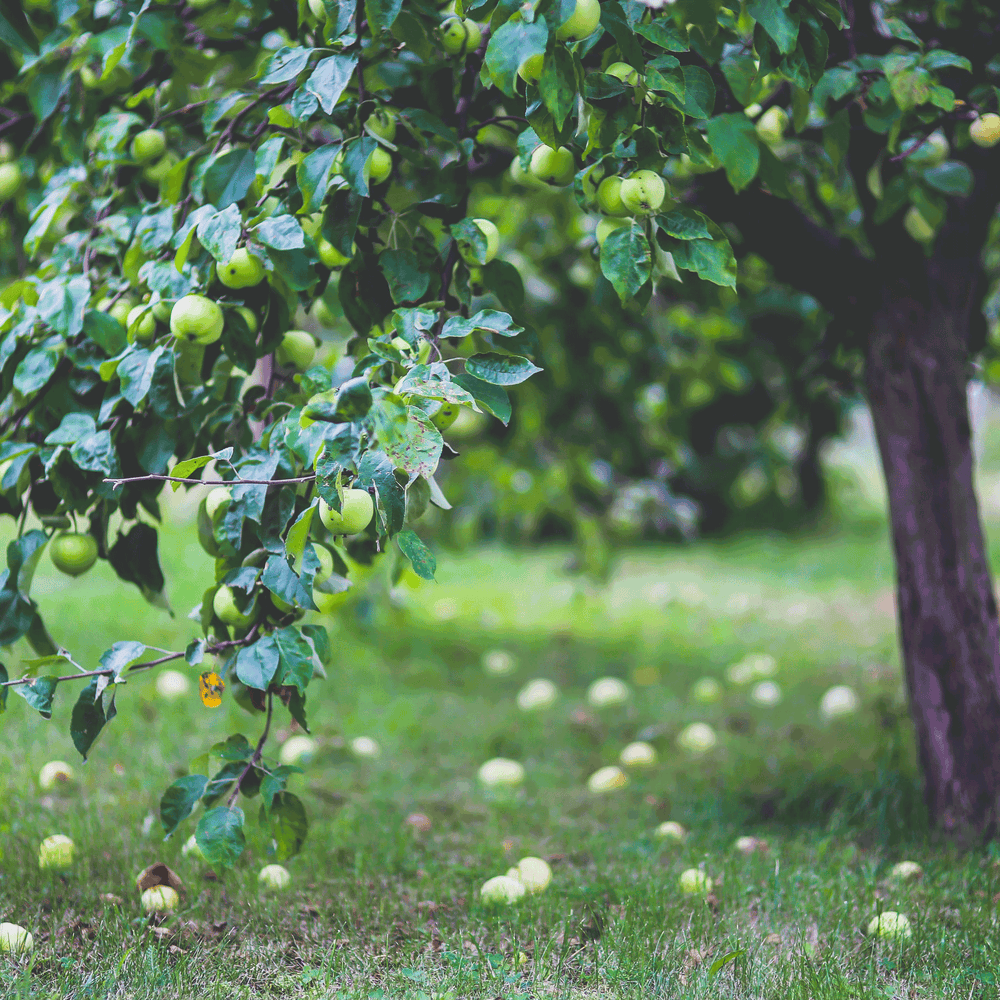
(213, 83, 297, 154)
(466, 114, 526, 137)
(228, 690, 273, 807)
(103, 473, 316, 489)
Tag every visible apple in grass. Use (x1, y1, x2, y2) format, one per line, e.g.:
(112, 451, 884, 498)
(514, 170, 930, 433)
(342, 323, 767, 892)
(477, 757, 525, 788)
(556, 0, 601, 41)
(676, 722, 717, 755)
(141, 886, 180, 914)
(38, 760, 76, 791)
(170, 294, 224, 345)
(679, 868, 712, 895)
(516, 678, 558, 711)
(655, 821, 686, 842)
(218, 248, 265, 290)
(319, 488, 374, 534)
(530, 144, 576, 186)
(866, 911, 912, 943)
(586, 676, 630, 708)
(155, 670, 191, 700)
(587, 765, 628, 794)
(619, 741, 657, 769)
(480, 875, 526, 905)
(279, 734, 317, 766)
(38, 834, 75, 869)
(0, 923, 32, 953)
(50, 533, 98, 577)
(258, 864, 291, 890)
(508, 856, 552, 894)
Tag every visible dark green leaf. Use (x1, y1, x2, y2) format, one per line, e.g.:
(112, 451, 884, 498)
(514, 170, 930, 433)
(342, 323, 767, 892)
(11, 675, 57, 718)
(365, 0, 403, 33)
(203, 148, 256, 209)
(657, 208, 712, 241)
(197, 204, 242, 263)
(355, 449, 405, 534)
(297, 144, 340, 214)
(368, 392, 444, 479)
(599, 224, 652, 302)
(255, 215, 305, 251)
(305, 55, 358, 115)
(465, 353, 543, 385)
(705, 114, 760, 191)
(261, 46, 314, 84)
(0, 0, 40, 54)
(195, 806, 246, 869)
(71, 678, 112, 760)
(99, 640, 147, 679)
(235, 635, 280, 691)
(260, 765, 302, 814)
(84, 310, 128, 356)
(397, 530, 435, 580)
(265, 791, 308, 860)
(379, 249, 431, 304)
(923, 161, 973, 197)
(682, 65, 716, 118)
(160, 774, 209, 836)
(441, 309, 524, 339)
(340, 136, 378, 198)
(273, 626, 315, 694)
(540, 43, 578, 131)
(484, 18, 548, 99)
(453, 372, 512, 425)
(108, 523, 167, 606)
(262, 556, 317, 612)
(747, 0, 799, 54)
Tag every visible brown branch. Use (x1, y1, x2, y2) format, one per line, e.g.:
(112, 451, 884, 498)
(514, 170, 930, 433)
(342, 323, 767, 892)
(227, 690, 273, 807)
(103, 473, 316, 489)
(212, 83, 297, 154)
(152, 100, 214, 126)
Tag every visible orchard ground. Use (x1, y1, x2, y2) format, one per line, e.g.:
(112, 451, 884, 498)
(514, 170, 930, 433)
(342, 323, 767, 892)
(5, 395, 1000, 998)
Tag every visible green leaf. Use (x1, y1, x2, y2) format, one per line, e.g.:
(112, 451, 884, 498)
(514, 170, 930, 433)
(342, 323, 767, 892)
(84, 310, 128, 357)
(657, 208, 712, 241)
(540, 43, 578, 131)
(453, 372, 512, 425)
(365, 0, 403, 33)
(923, 161, 973, 197)
(600, 2, 644, 66)
(883, 16, 922, 46)
(9, 529, 49, 597)
(485, 19, 548, 99)
(197, 204, 242, 263)
(747, 0, 799, 54)
(273, 626, 315, 694)
(379, 249, 431, 304)
(260, 765, 302, 814)
(71, 678, 113, 760)
(340, 136, 378, 198)
(397, 530, 435, 580)
(297, 144, 341, 214)
(202, 761, 245, 805)
(636, 21, 689, 52)
(599, 224, 652, 303)
(354, 450, 405, 534)
(305, 55, 358, 115)
(235, 635, 280, 691)
(255, 215, 305, 251)
(169, 451, 222, 487)
(369, 392, 444, 480)
(11, 675, 58, 719)
(203, 148, 256, 209)
(709, 948, 746, 978)
(265, 791, 308, 861)
(195, 806, 246, 869)
(71, 430, 114, 476)
(481, 260, 524, 312)
(682, 65, 716, 119)
(921, 50, 971, 73)
(160, 774, 210, 836)
(705, 114, 760, 191)
(14, 346, 58, 394)
(464, 353, 542, 386)
(0, 0, 40, 54)
(261, 46, 313, 84)
(441, 309, 524, 339)
(108, 523, 167, 606)
(46, 413, 97, 447)
(668, 229, 737, 289)
(262, 556, 316, 612)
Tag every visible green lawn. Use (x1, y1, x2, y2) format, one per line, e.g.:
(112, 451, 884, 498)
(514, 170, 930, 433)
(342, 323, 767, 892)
(2, 442, 1000, 998)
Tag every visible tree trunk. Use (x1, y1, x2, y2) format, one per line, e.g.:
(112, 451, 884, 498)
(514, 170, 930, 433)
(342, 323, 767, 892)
(866, 286, 1000, 837)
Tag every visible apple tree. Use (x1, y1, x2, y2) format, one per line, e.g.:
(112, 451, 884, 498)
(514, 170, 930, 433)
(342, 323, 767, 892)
(0, 0, 999, 852)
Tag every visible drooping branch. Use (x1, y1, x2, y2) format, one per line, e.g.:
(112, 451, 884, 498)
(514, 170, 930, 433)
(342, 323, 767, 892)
(103, 472, 316, 489)
(228, 690, 273, 806)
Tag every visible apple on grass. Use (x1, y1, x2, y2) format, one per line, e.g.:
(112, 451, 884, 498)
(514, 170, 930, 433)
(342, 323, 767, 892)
(258, 864, 291, 890)
(279, 734, 317, 766)
(750, 681, 782, 707)
(38, 760, 75, 791)
(679, 868, 713, 895)
(478, 757, 524, 788)
(50, 533, 98, 577)
(156, 670, 191, 700)
(218, 248, 265, 290)
(889, 861, 923, 882)
(319, 489, 374, 534)
(0, 923, 32, 953)
(507, 856, 552, 894)
(480, 875, 526, 905)
(587, 676, 630, 708)
(619, 741, 657, 769)
(819, 684, 859, 720)
(588, 765, 627, 794)
(483, 649, 516, 676)
(655, 821, 686, 842)
(676, 722, 717, 755)
(38, 834, 75, 869)
(690, 677, 722, 704)
(170, 294, 224, 345)
(516, 678, 558, 711)
(141, 886, 180, 914)
(866, 911, 912, 943)
(350, 736, 381, 759)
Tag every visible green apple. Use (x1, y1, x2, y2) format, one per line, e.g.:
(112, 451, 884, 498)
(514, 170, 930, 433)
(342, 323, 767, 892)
(131, 128, 167, 163)
(100, 296, 135, 328)
(619, 741, 657, 769)
(904, 205, 934, 242)
(679, 868, 712, 895)
(171, 294, 224, 344)
(620, 170, 666, 213)
(38, 760, 75, 791)
(900, 130, 949, 167)
(432, 402, 460, 431)
(596, 216, 629, 247)
(141, 886, 180, 913)
(518, 53, 544, 85)
(276, 330, 317, 371)
(213, 585, 255, 627)
(655, 820, 686, 842)
(313, 586, 349, 613)
(676, 722, 717, 755)
(819, 684, 859, 720)
(258, 864, 291, 890)
(317, 238, 355, 268)
(970, 113, 1000, 148)
(319, 488, 374, 534)
(0, 923, 32, 953)
(586, 676, 630, 707)
(50, 533, 98, 577)
(218, 248, 265, 289)
(516, 677, 557, 710)
(605, 61, 639, 85)
(310, 544, 335, 583)
(477, 757, 524, 788)
(38, 834, 74, 869)
(366, 108, 396, 142)
(889, 861, 923, 883)
(866, 911, 912, 943)
(457, 218, 500, 266)
(510, 856, 551, 893)
(152, 300, 172, 323)
(0, 162, 22, 202)
(308, 0, 326, 17)
(556, 0, 601, 41)
(205, 486, 231, 522)
(126, 305, 156, 345)
(278, 735, 317, 766)
(0, 141, 12, 162)
(529, 144, 575, 186)
(587, 765, 628, 794)
(440, 17, 482, 56)
(480, 875, 526, 905)
(597, 176, 629, 215)
(142, 152, 179, 185)
(234, 305, 258, 335)
(368, 147, 392, 185)
(690, 676, 722, 704)
(155, 669, 191, 700)
(755, 106, 789, 144)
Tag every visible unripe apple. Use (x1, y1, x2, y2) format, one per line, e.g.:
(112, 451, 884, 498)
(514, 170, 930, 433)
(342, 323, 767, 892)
(755, 106, 789, 145)
(586, 676, 630, 708)
(866, 911, 912, 943)
(0, 141, 12, 162)
(655, 820, 686, 842)
(597, 176, 629, 216)
(174, 340, 206, 387)
(457, 218, 500, 265)
(970, 113, 1000, 148)
(218, 248, 265, 289)
(141, 886, 180, 913)
(350, 735, 381, 759)
(0, 923, 32, 953)
(619, 741, 657, 769)
(0, 162, 22, 202)
(319, 488, 374, 534)
(258, 864, 291, 890)
(587, 765, 628, 794)
(171, 294, 224, 345)
(275, 330, 317, 371)
(431, 402, 460, 431)
(142, 152, 179, 185)
(478, 757, 524, 788)
(38, 760, 75, 791)
(903, 205, 934, 242)
(313, 586, 349, 613)
(368, 147, 392, 185)
(676, 722, 717, 755)
(38, 834, 75, 869)
(213, 585, 255, 628)
(278, 734, 317, 765)
(901, 130, 949, 167)
(529, 144, 575, 186)
(366, 108, 396, 142)
(152, 300, 172, 323)
(317, 238, 355, 268)
(518, 53, 544, 85)
(596, 216, 629, 247)
(516, 678, 558, 711)
(440, 17, 482, 56)
(131, 128, 167, 163)
(690, 676, 722, 704)
(510, 856, 551, 893)
(679, 868, 712, 895)
(605, 61, 640, 86)
(619, 170, 666, 214)
(234, 305, 258, 335)
(556, 0, 601, 41)
(50, 533, 98, 577)
(205, 486, 231, 522)
(308, 0, 326, 17)
(480, 875, 526, 905)
(126, 306, 156, 345)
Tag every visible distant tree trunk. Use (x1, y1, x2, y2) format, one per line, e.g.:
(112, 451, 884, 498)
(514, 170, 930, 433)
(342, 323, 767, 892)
(866, 281, 1000, 837)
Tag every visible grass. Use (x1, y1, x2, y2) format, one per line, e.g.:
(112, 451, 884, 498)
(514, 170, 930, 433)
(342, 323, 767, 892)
(4, 406, 1000, 997)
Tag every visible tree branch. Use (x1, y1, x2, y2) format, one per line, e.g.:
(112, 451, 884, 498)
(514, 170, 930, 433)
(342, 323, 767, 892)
(228, 690, 273, 807)
(103, 472, 316, 489)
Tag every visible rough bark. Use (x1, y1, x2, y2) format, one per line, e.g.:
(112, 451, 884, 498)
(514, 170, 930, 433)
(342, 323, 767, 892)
(865, 286, 1000, 837)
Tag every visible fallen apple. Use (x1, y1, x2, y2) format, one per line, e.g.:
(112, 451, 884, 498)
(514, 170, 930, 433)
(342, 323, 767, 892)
(655, 821, 686, 842)
(480, 874, 526, 905)
(619, 741, 657, 769)
(477, 757, 525, 788)
(819, 684, 859, 720)
(155, 669, 191, 700)
(482, 649, 516, 676)
(510, 856, 552, 893)
(888, 861, 923, 882)
(350, 736, 381, 759)
(516, 678, 558, 711)
(690, 677, 722, 704)
(586, 676, 630, 708)
(866, 910, 912, 943)
(279, 734, 317, 766)
(0, 923, 32, 953)
(750, 681, 782, 707)
(141, 886, 180, 914)
(587, 765, 628, 794)
(679, 867, 712, 895)
(676, 722, 717, 755)
(258, 864, 291, 890)
(38, 760, 75, 791)
(38, 834, 75, 869)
